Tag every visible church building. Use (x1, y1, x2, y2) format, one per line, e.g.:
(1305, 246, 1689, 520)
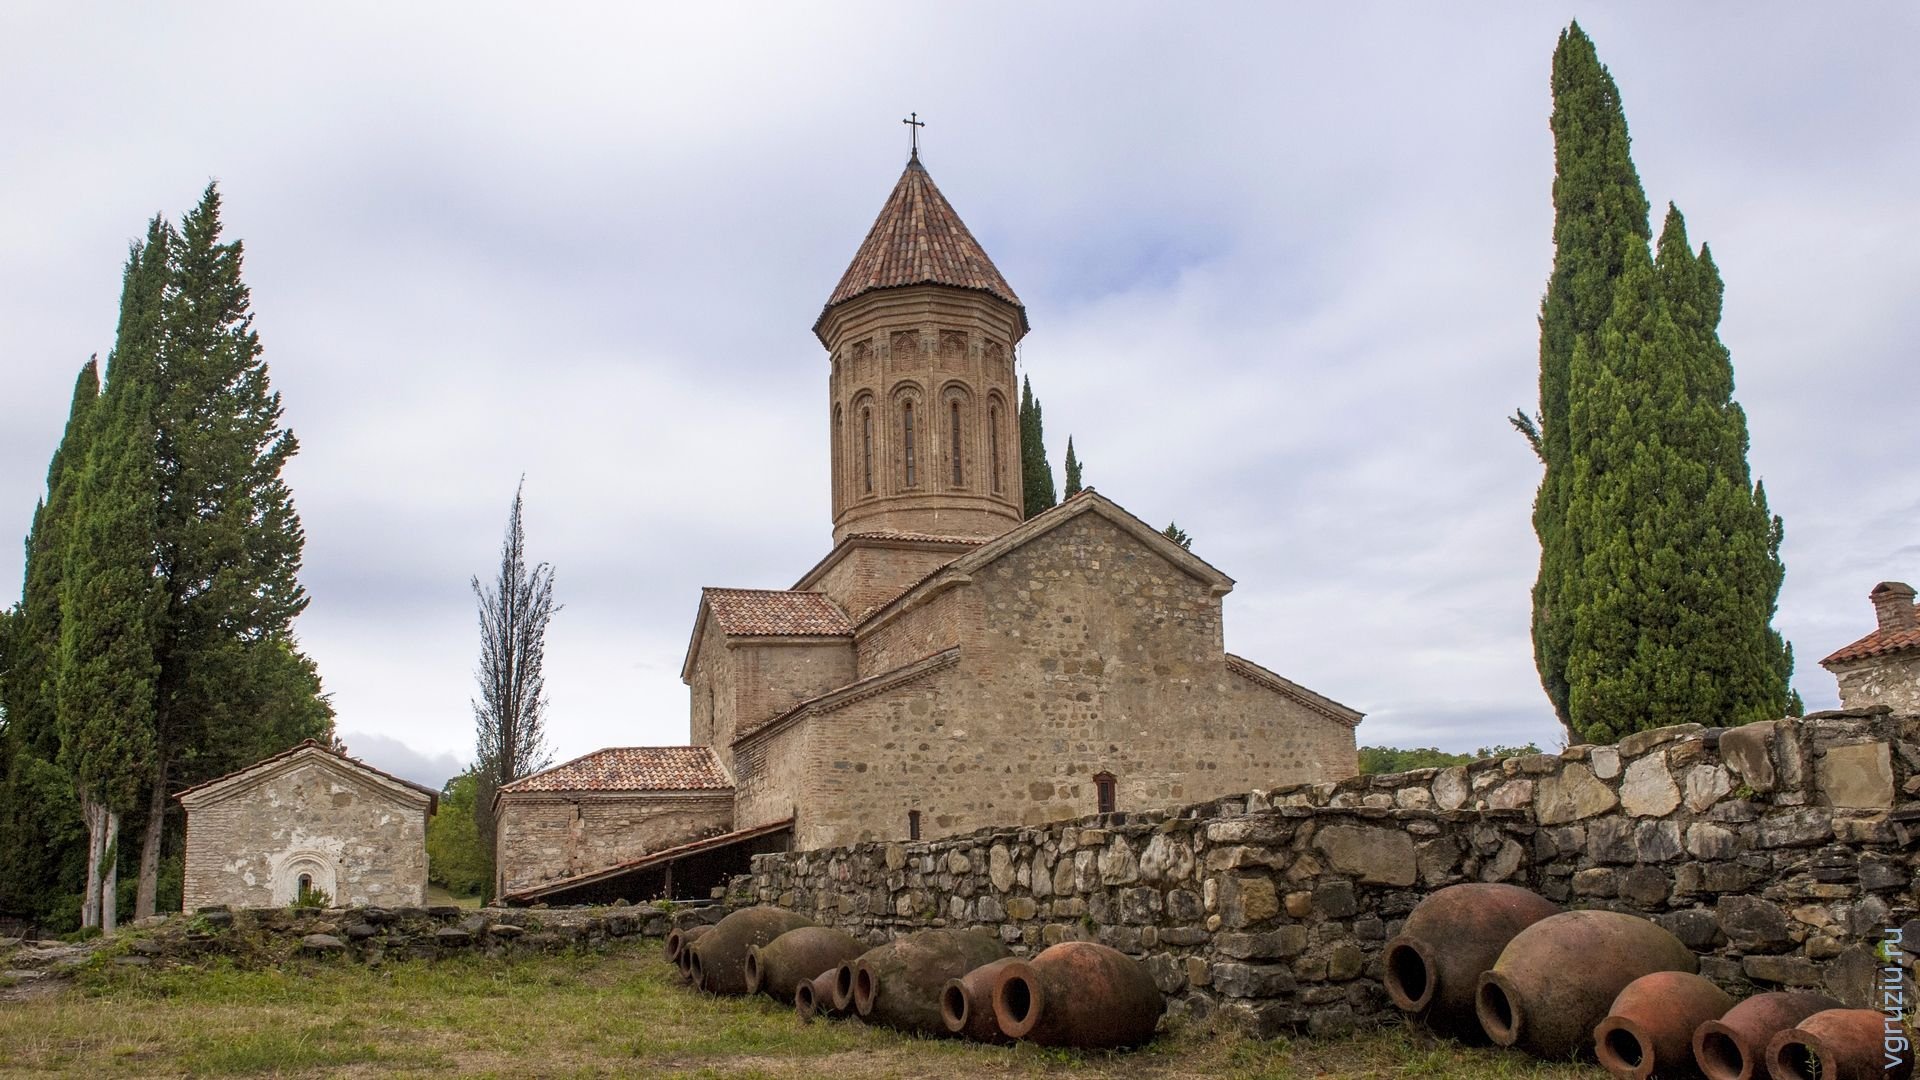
(494, 152, 1362, 904)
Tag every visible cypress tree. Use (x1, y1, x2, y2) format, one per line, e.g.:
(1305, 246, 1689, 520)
(1559, 209, 1797, 743)
(1019, 376, 1056, 518)
(1517, 22, 1653, 732)
(1162, 522, 1193, 550)
(0, 360, 99, 919)
(56, 229, 170, 930)
(1063, 437, 1083, 498)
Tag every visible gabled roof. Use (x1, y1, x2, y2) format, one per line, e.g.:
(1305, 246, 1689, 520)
(703, 588, 853, 637)
(499, 746, 733, 795)
(175, 740, 439, 813)
(681, 589, 855, 683)
(815, 156, 1025, 335)
(1821, 603, 1920, 666)
(855, 488, 1234, 636)
(1226, 654, 1365, 728)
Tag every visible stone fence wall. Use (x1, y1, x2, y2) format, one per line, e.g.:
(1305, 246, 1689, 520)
(733, 708, 1920, 1037)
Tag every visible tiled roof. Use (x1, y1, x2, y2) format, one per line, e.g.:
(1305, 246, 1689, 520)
(499, 746, 733, 794)
(823, 157, 1023, 314)
(703, 588, 853, 637)
(1822, 604, 1920, 665)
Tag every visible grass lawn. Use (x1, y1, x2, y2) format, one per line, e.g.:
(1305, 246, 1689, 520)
(0, 941, 1605, 1078)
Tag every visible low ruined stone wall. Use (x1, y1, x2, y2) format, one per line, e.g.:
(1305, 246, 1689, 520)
(733, 708, 1920, 1036)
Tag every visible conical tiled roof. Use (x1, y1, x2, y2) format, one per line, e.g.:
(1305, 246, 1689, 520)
(821, 156, 1024, 320)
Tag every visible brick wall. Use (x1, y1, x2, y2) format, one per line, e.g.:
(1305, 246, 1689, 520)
(737, 710, 1919, 1037)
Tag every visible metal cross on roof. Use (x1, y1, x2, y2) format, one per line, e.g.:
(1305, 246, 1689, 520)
(903, 112, 925, 159)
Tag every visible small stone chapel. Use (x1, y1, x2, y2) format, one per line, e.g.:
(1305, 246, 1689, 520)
(493, 151, 1363, 904)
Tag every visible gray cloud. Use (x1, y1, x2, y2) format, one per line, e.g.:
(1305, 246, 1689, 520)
(3, 5, 1915, 773)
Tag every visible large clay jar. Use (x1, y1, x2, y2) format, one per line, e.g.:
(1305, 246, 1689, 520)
(664, 924, 711, 967)
(1383, 882, 1562, 1039)
(1475, 909, 1697, 1060)
(687, 906, 816, 996)
(745, 926, 866, 1004)
(1593, 970, 1735, 1079)
(853, 928, 1010, 1036)
(1694, 991, 1843, 1080)
(830, 960, 860, 1014)
(1765, 1008, 1913, 1080)
(989, 941, 1164, 1049)
(941, 957, 1024, 1044)
(795, 969, 842, 1022)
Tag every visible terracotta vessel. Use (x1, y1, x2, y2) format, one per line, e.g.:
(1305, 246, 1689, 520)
(1383, 882, 1562, 1039)
(795, 969, 842, 1022)
(746, 926, 866, 1004)
(989, 941, 1164, 1049)
(831, 960, 859, 1014)
(1693, 991, 1842, 1080)
(1475, 909, 1697, 1059)
(1593, 970, 1735, 1079)
(664, 924, 710, 967)
(941, 957, 1024, 1043)
(1765, 1008, 1913, 1080)
(853, 928, 1010, 1036)
(686, 906, 815, 995)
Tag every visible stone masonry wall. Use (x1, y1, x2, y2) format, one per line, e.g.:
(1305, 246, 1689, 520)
(495, 792, 733, 898)
(182, 760, 429, 910)
(1832, 654, 1920, 714)
(736, 709, 1920, 1037)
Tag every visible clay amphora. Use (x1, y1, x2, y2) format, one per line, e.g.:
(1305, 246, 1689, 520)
(1475, 909, 1697, 1059)
(989, 940, 1164, 1049)
(1593, 970, 1734, 1079)
(853, 928, 1010, 1036)
(941, 957, 1024, 1043)
(745, 926, 866, 1003)
(1764, 1008, 1913, 1080)
(1693, 991, 1843, 1080)
(686, 906, 815, 995)
(1383, 882, 1562, 1039)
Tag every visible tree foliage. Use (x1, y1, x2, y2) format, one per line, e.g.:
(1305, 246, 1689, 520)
(471, 481, 558, 902)
(426, 771, 489, 897)
(1162, 522, 1193, 551)
(1062, 436, 1083, 498)
(1358, 744, 1542, 775)
(1, 188, 329, 928)
(1018, 377, 1055, 519)
(1521, 24, 1796, 743)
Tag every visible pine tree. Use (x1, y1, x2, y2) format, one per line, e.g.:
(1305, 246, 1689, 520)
(1062, 437, 1083, 498)
(0, 361, 98, 919)
(1162, 522, 1193, 550)
(471, 481, 558, 902)
(1019, 377, 1056, 518)
(1517, 22, 1653, 733)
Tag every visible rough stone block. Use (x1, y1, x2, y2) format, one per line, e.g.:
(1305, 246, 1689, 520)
(1618, 724, 1705, 758)
(1718, 895, 1792, 952)
(1312, 825, 1416, 886)
(1741, 954, 1821, 987)
(1817, 742, 1895, 809)
(1212, 962, 1298, 998)
(1656, 908, 1723, 950)
(1432, 767, 1469, 811)
(1620, 752, 1682, 817)
(1215, 926, 1309, 960)
(1535, 763, 1618, 825)
(1311, 880, 1357, 918)
(1719, 721, 1778, 792)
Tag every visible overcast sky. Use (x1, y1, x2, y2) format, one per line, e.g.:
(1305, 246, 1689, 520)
(3, 4, 1915, 789)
